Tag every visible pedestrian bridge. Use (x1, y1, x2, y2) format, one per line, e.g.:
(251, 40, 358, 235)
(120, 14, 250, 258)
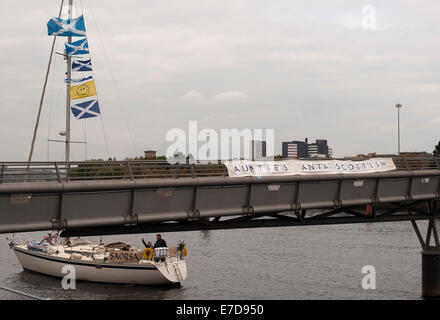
(0, 157, 439, 237)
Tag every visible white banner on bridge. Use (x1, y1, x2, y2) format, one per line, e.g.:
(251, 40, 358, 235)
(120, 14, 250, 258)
(225, 158, 396, 178)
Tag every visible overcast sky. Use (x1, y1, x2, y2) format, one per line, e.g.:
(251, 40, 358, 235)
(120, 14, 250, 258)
(0, 0, 439, 161)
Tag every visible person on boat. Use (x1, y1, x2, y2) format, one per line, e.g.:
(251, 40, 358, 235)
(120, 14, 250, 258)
(142, 238, 153, 248)
(153, 234, 167, 248)
(42, 233, 52, 245)
(61, 237, 71, 246)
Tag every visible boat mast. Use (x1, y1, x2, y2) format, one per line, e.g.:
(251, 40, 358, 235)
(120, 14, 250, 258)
(65, 0, 73, 162)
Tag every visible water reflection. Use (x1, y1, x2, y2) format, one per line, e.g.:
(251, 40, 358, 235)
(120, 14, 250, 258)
(200, 230, 211, 241)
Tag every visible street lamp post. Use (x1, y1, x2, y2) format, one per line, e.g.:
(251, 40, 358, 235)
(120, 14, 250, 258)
(395, 104, 402, 155)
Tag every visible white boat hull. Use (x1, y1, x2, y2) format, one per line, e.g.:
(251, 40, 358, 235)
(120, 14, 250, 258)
(14, 247, 187, 286)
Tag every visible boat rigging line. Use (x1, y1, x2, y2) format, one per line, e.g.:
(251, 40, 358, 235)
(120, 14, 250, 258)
(0, 286, 50, 301)
(28, 0, 65, 163)
(84, 0, 139, 158)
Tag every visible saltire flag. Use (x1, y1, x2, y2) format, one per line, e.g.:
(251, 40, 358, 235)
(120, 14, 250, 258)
(71, 98, 100, 119)
(70, 79, 97, 100)
(65, 75, 93, 83)
(72, 59, 92, 72)
(65, 38, 89, 55)
(47, 15, 86, 37)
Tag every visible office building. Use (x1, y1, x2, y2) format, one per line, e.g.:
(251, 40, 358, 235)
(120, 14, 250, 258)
(282, 138, 332, 159)
(251, 140, 267, 160)
(144, 150, 157, 159)
(282, 140, 308, 158)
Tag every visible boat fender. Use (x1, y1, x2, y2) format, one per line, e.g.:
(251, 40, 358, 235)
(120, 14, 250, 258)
(71, 253, 82, 260)
(143, 248, 154, 260)
(94, 254, 105, 261)
(81, 256, 92, 261)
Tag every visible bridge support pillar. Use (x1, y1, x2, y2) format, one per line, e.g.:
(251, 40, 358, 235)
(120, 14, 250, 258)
(411, 200, 440, 298)
(422, 247, 440, 298)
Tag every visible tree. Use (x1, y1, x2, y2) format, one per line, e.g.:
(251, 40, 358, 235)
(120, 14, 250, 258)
(434, 141, 440, 157)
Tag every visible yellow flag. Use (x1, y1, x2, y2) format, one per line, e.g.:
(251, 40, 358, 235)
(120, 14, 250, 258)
(70, 80, 97, 100)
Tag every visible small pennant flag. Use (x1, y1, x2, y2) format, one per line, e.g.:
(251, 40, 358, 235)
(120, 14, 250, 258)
(47, 15, 86, 37)
(70, 79, 97, 100)
(64, 75, 93, 83)
(72, 59, 92, 72)
(65, 38, 89, 56)
(71, 98, 100, 119)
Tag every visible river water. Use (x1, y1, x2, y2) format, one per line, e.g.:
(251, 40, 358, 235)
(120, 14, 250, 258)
(0, 221, 427, 300)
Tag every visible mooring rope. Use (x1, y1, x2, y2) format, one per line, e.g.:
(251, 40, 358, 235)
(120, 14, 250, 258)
(0, 286, 50, 300)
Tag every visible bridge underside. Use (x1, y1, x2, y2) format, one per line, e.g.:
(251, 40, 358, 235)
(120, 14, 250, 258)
(61, 200, 439, 237)
(0, 167, 439, 237)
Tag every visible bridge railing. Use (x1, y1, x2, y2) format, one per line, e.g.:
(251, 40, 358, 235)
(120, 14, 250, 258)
(393, 157, 440, 171)
(0, 161, 227, 183)
(0, 157, 439, 184)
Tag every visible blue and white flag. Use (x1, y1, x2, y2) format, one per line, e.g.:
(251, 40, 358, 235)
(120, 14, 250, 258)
(64, 75, 93, 83)
(65, 38, 89, 55)
(71, 98, 100, 119)
(72, 59, 92, 72)
(47, 15, 86, 37)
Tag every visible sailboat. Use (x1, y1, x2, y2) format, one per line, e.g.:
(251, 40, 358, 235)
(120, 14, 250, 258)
(12, 235, 188, 285)
(11, 0, 188, 286)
